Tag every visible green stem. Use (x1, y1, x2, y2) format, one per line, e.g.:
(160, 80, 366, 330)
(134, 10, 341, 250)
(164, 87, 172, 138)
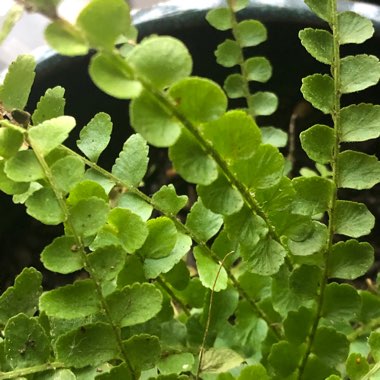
(297, 1, 341, 377)
(0, 362, 65, 380)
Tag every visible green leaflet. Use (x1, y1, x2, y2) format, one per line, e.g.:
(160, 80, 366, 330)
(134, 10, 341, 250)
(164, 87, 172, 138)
(215, 39, 241, 68)
(236, 20, 267, 47)
(77, 112, 113, 163)
(206, 8, 231, 31)
(0, 55, 36, 111)
(41, 236, 83, 274)
(39, 279, 100, 319)
(0, 160, 29, 195)
(28, 116, 76, 156)
(369, 331, 380, 361)
(112, 133, 149, 187)
(346, 353, 369, 380)
(51, 155, 85, 193)
(128, 36, 192, 89)
(334, 200, 374, 238)
(338, 11, 374, 45)
(169, 129, 218, 185)
(300, 124, 335, 164)
(4, 313, 50, 369)
(193, 246, 228, 292)
(340, 55, 380, 94)
(117, 192, 153, 221)
(105, 283, 162, 327)
(0, 268, 42, 325)
(304, 0, 332, 22)
(185, 199, 223, 242)
(337, 150, 380, 190)
(284, 307, 314, 345)
(45, 19, 89, 56)
(329, 240, 374, 280)
(5, 149, 44, 182)
(200, 348, 244, 374)
(76, 0, 130, 50)
(224, 74, 245, 99)
(157, 352, 194, 375)
(248, 91, 278, 116)
(268, 340, 302, 377)
(32, 86, 65, 125)
(55, 323, 119, 368)
(301, 74, 334, 114)
(0, 4, 23, 45)
(168, 77, 227, 124)
(244, 57, 272, 82)
(163, 261, 190, 291)
(25, 0, 60, 16)
(96, 364, 133, 380)
(238, 364, 269, 380)
(66, 180, 108, 206)
(0, 122, 24, 159)
(299, 28, 333, 65)
(151, 184, 188, 215)
(131, 89, 182, 147)
(260, 126, 288, 148)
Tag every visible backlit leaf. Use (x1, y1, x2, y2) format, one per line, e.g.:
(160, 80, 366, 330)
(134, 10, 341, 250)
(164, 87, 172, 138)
(301, 74, 334, 114)
(300, 124, 335, 164)
(337, 150, 380, 189)
(329, 240, 374, 280)
(151, 184, 188, 215)
(248, 91, 278, 116)
(77, 112, 113, 163)
(340, 103, 380, 142)
(0, 55, 36, 110)
(0, 161, 29, 195)
(131, 90, 182, 147)
(32, 86, 65, 125)
(215, 39, 240, 67)
(128, 36, 192, 89)
(169, 129, 218, 185)
(106, 283, 162, 327)
(260, 126, 288, 148)
(338, 11, 374, 45)
(5, 150, 44, 182)
(224, 73, 245, 98)
(304, 0, 332, 22)
(168, 77, 227, 124)
(0, 122, 24, 159)
(206, 8, 231, 31)
(201, 348, 244, 373)
(340, 55, 380, 94)
(236, 20, 267, 47)
(299, 28, 333, 64)
(0, 4, 22, 45)
(244, 57, 272, 82)
(39, 279, 100, 319)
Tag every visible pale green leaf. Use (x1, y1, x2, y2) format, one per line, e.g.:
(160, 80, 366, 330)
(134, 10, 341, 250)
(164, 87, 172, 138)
(66, 179, 108, 207)
(260, 126, 288, 148)
(301, 74, 334, 114)
(4, 314, 50, 369)
(28, 116, 76, 155)
(112, 133, 148, 187)
(248, 91, 278, 116)
(0, 268, 42, 325)
(186, 199, 223, 242)
(128, 36, 192, 89)
(51, 155, 85, 193)
(329, 240, 374, 280)
(224, 74, 245, 99)
(106, 283, 162, 327)
(131, 90, 182, 147)
(41, 236, 83, 274)
(45, 19, 89, 56)
(157, 352, 194, 375)
(299, 28, 333, 65)
(369, 331, 380, 361)
(32, 86, 65, 125)
(77, 112, 113, 163)
(215, 39, 240, 68)
(151, 184, 188, 215)
(233, 0, 249, 11)
(5, 149, 44, 182)
(200, 110, 261, 161)
(0, 55, 36, 110)
(197, 173, 244, 215)
(236, 20, 267, 47)
(304, 0, 332, 22)
(244, 57, 272, 82)
(0, 4, 23, 45)
(0, 160, 29, 195)
(300, 124, 335, 164)
(238, 364, 269, 380)
(169, 129, 218, 185)
(76, 0, 130, 49)
(201, 348, 244, 373)
(0, 122, 24, 159)
(84, 167, 115, 194)
(340, 55, 380, 94)
(340, 103, 380, 142)
(89, 52, 142, 99)
(168, 77, 227, 123)
(346, 353, 369, 380)
(194, 246, 228, 292)
(206, 8, 231, 31)
(337, 150, 380, 189)
(39, 279, 100, 319)
(55, 322, 119, 368)
(338, 11, 374, 45)
(334, 200, 374, 237)
(117, 192, 153, 221)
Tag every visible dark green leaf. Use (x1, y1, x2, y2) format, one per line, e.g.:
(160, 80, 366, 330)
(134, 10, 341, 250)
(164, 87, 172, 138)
(206, 8, 231, 31)
(224, 74, 245, 99)
(168, 77, 227, 123)
(39, 279, 100, 319)
(0, 122, 24, 159)
(106, 283, 162, 327)
(369, 331, 380, 361)
(329, 240, 373, 280)
(299, 28, 333, 65)
(5, 150, 44, 182)
(151, 184, 188, 215)
(0, 268, 42, 325)
(215, 39, 240, 67)
(186, 199, 223, 242)
(76, 0, 130, 49)
(95, 364, 133, 380)
(55, 322, 119, 368)
(268, 341, 302, 377)
(157, 352, 194, 375)
(131, 90, 182, 147)
(117, 254, 146, 287)
(51, 155, 85, 193)
(337, 150, 380, 189)
(41, 236, 83, 274)
(4, 314, 50, 369)
(0, 55, 36, 110)
(340, 55, 380, 94)
(32, 86, 65, 125)
(112, 133, 149, 187)
(301, 74, 334, 114)
(338, 11, 374, 45)
(128, 36, 192, 89)
(248, 91, 278, 116)
(77, 112, 113, 163)
(236, 20, 267, 47)
(346, 353, 369, 380)
(300, 124, 335, 164)
(284, 307, 314, 344)
(304, 0, 332, 22)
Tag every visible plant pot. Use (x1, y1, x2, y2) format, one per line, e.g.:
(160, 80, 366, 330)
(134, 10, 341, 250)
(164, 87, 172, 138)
(1, 0, 380, 290)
